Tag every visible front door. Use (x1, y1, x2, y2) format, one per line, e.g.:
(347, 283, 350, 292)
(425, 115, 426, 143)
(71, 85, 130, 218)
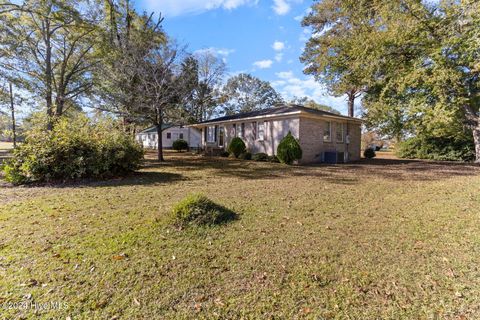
(218, 126, 225, 147)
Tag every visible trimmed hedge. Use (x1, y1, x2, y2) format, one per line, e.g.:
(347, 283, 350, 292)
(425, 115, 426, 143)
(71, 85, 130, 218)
(363, 148, 376, 159)
(239, 152, 252, 160)
(1, 116, 144, 184)
(277, 132, 302, 165)
(252, 153, 269, 161)
(172, 139, 188, 151)
(171, 193, 236, 227)
(227, 137, 246, 158)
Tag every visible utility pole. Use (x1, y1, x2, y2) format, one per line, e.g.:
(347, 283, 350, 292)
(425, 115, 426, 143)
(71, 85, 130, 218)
(9, 83, 16, 148)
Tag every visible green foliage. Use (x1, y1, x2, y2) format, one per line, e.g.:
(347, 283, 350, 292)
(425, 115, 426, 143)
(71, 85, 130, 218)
(277, 132, 302, 165)
(2, 116, 144, 184)
(220, 151, 230, 157)
(239, 152, 252, 160)
(227, 137, 246, 158)
(397, 135, 475, 162)
(363, 148, 376, 159)
(172, 139, 188, 151)
(289, 97, 341, 115)
(222, 73, 284, 115)
(171, 193, 236, 227)
(268, 155, 280, 163)
(252, 153, 269, 161)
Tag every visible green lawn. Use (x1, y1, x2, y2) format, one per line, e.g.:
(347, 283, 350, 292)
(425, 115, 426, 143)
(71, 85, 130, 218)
(0, 152, 479, 319)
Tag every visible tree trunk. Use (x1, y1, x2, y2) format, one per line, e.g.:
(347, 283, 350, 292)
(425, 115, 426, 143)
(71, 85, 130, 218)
(474, 120, 480, 164)
(347, 90, 355, 118)
(45, 19, 54, 130)
(156, 124, 164, 162)
(9, 83, 16, 148)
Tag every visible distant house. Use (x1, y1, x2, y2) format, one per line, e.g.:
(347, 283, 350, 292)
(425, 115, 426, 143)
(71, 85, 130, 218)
(135, 125, 202, 149)
(190, 104, 362, 164)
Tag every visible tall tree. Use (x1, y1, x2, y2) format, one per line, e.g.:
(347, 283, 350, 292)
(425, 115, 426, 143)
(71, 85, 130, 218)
(94, 0, 166, 133)
(0, 0, 99, 129)
(301, 0, 373, 117)
(361, 0, 480, 161)
(132, 40, 187, 161)
(221, 73, 283, 115)
(181, 51, 225, 122)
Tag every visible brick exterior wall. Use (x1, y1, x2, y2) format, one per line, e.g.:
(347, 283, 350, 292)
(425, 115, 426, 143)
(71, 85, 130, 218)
(198, 115, 361, 164)
(298, 117, 361, 164)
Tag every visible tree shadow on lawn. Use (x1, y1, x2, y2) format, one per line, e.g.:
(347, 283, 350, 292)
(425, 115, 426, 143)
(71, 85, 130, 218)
(338, 158, 480, 181)
(144, 154, 480, 183)
(0, 171, 185, 190)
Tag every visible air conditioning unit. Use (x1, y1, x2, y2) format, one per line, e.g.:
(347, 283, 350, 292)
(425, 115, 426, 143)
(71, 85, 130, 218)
(323, 151, 345, 164)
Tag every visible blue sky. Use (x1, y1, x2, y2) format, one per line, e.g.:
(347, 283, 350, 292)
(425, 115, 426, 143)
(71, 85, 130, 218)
(134, 0, 349, 114)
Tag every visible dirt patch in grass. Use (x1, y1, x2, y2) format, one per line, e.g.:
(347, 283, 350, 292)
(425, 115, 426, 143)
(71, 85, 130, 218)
(0, 151, 479, 319)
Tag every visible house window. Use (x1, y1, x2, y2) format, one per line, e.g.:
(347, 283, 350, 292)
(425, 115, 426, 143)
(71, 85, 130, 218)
(166, 132, 171, 139)
(336, 123, 344, 143)
(237, 123, 244, 138)
(324, 121, 331, 142)
(233, 124, 236, 137)
(258, 121, 266, 141)
(252, 122, 257, 140)
(179, 133, 184, 140)
(207, 126, 215, 143)
(219, 126, 225, 147)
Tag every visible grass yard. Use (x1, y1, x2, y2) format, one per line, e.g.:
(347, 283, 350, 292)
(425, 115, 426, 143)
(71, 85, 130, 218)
(0, 152, 479, 319)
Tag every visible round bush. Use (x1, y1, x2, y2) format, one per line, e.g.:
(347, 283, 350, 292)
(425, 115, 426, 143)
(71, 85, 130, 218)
(277, 132, 302, 165)
(171, 193, 236, 227)
(2, 115, 144, 184)
(363, 148, 376, 159)
(172, 139, 188, 152)
(252, 153, 269, 161)
(220, 151, 230, 157)
(227, 137, 246, 158)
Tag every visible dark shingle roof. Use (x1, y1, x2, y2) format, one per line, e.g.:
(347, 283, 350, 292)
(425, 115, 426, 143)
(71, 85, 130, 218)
(197, 104, 360, 124)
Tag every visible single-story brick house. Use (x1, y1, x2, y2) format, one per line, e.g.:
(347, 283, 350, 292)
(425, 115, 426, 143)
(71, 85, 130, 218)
(136, 125, 202, 149)
(190, 104, 362, 164)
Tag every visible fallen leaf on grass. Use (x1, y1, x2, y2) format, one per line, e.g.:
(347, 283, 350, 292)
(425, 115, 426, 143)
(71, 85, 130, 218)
(133, 297, 141, 306)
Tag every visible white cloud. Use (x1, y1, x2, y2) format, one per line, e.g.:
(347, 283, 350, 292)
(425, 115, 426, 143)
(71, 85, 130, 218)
(276, 71, 294, 79)
(272, 0, 290, 15)
(272, 71, 348, 114)
(272, 41, 285, 51)
(194, 47, 235, 62)
(144, 0, 258, 17)
(275, 53, 283, 62)
(253, 59, 273, 69)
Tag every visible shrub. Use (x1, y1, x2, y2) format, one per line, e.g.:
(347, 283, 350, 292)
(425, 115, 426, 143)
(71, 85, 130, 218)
(171, 193, 236, 227)
(363, 148, 376, 159)
(277, 132, 302, 165)
(220, 151, 230, 157)
(269, 155, 280, 163)
(239, 152, 252, 160)
(227, 137, 246, 158)
(172, 139, 188, 152)
(252, 153, 269, 161)
(396, 135, 475, 162)
(2, 115, 144, 184)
